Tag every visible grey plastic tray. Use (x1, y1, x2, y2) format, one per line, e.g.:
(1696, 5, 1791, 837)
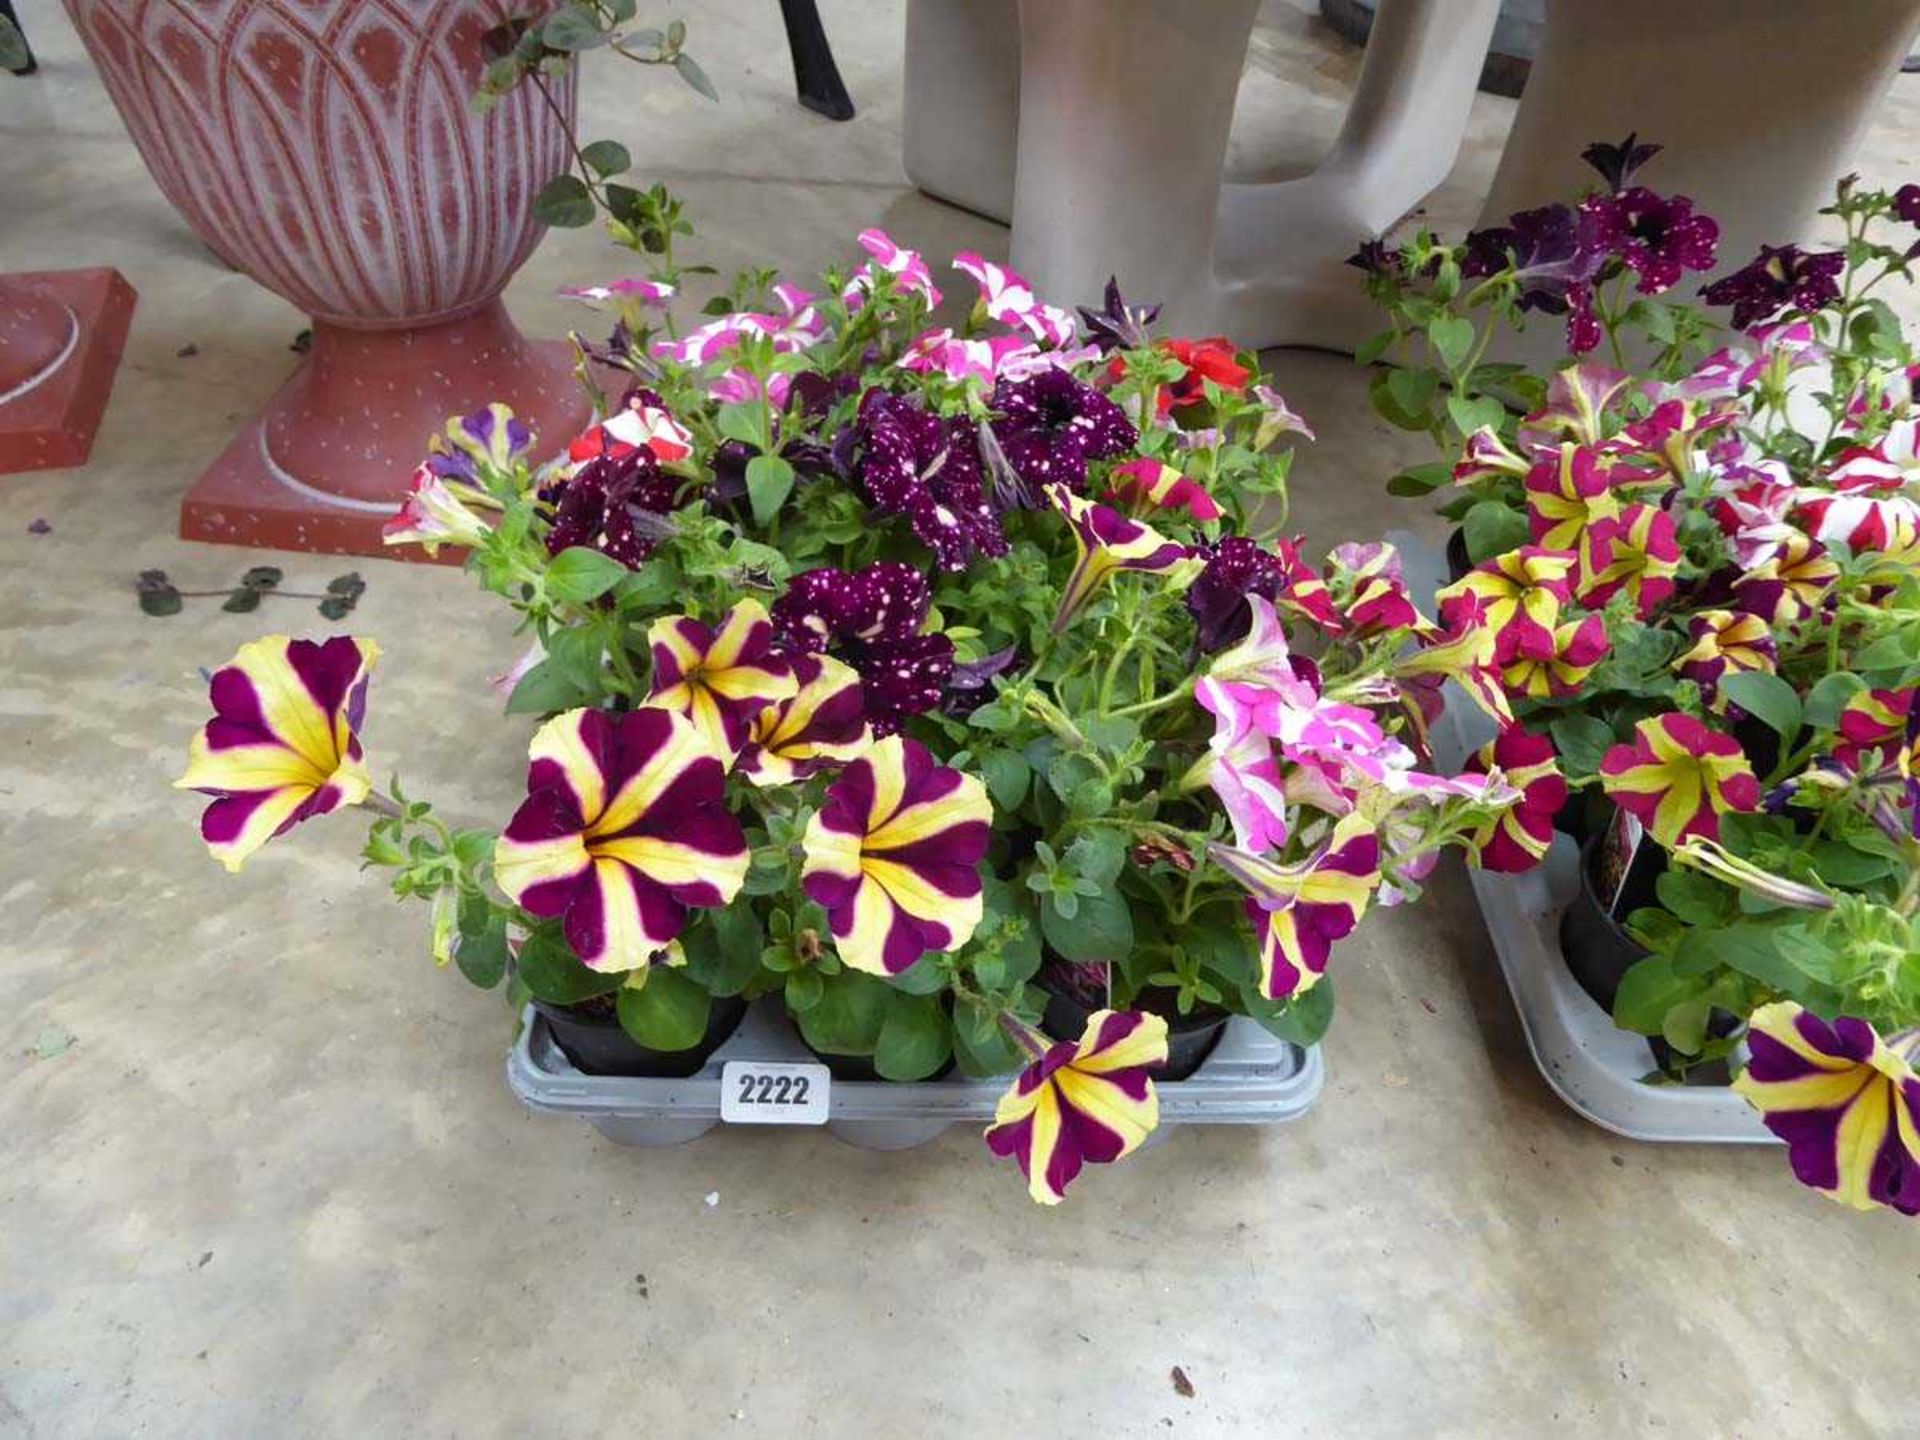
(1395, 530, 1773, 1145)
(506, 998, 1326, 1150)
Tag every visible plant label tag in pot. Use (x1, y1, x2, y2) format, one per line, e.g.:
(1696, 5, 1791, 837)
(1598, 808, 1646, 914)
(720, 1061, 831, 1125)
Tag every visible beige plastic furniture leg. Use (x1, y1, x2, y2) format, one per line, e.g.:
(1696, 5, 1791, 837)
(902, 0, 1498, 349)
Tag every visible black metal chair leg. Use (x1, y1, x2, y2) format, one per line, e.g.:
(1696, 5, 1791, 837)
(0, 0, 37, 75)
(778, 0, 854, 121)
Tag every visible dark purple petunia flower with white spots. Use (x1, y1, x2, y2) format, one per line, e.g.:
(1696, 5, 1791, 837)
(542, 449, 682, 569)
(1462, 203, 1606, 315)
(989, 367, 1137, 502)
(1582, 186, 1719, 295)
(1702, 245, 1847, 329)
(771, 562, 955, 732)
(1076, 275, 1163, 353)
(1581, 132, 1663, 193)
(852, 389, 1009, 571)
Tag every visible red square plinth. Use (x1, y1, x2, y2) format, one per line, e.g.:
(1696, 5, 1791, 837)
(0, 268, 137, 475)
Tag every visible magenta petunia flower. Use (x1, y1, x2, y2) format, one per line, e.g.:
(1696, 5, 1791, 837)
(800, 735, 991, 975)
(1526, 445, 1624, 551)
(1833, 688, 1916, 771)
(1500, 614, 1609, 700)
(493, 708, 748, 972)
(985, 1010, 1168, 1205)
(1577, 504, 1680, 617)
(843, 227, 942, 308)
(1106, 456, 1221, 522)
(1047, 484, 1192, 633)
(1328, 541, 1427, 635)
(1734, 1004, 1920, 1216)
(1732, 532, 1841, 625)
(1599, 712, 1760, 848)
(542, 447, 682, 569)
(989, 367, 1137, 499)
(1465, 728, 1567, 873)
(176, 636, 379, 873)
(1461, 202, 1606, 318)
(1209, 815, 1382, 1000)
(1675, 610, 1777, 710)
(771, 562, 955, 733)
(1437, 546, 1578, 663)
(645, 599, 797, 760)
(852, 389, 1007, 571)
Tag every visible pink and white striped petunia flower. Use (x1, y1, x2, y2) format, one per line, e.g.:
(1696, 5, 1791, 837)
(841, 228, 942, 308)
(558, 276, 676, 308)
(492, 708, 749, 972)
(800, 735, 991, 975)
(176, 636, 380, 872)
(951, 252, 1078, 346)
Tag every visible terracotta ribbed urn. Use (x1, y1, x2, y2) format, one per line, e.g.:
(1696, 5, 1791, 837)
(64, 0, 590, 556)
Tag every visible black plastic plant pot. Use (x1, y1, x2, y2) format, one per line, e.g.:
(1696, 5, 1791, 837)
(1039, 980, 1228, 1082)
(1558, 833, 1663, 1014)
(1444, 527, 1472, 584)
(533, 993, 748, 1078)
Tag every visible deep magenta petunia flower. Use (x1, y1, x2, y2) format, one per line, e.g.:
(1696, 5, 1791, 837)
(1734, 1003, 1920, 1216)
(493, 708, 748, 972)
(1500, 614, 1609, 700)
(770, 562, 955, 733)
(1465, 728, 1567, 873)
(1437, 546, 1578, 663)
(984, 1010, 1168, 1205)
(1599, 712, 1760, 848)
(176, 636, 379, 873)
(542, 447, 683, 569)
(800, 735, 991, 975)
(1675, 610, 1777, 710)
(1186, 535, 1341, 652)
(989, 367, 1137, 499)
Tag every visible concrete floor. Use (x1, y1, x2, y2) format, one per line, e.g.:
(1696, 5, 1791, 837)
(5, 3, 1920, 1437)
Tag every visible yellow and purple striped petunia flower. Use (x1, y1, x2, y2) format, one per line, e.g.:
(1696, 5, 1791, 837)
(735, 653, 873, 787)
(645, 599, 797, 761)
(800, 735, 992, 975)
(1209, 814, 1382, 1000)
(1599, 712, 1760, 848)
(176, 636, 379, 873)
(1734, 1003, 1920, 1216)
(1437, 546, 1577, 663)
(984, 1010, 1169, 1205)
(493, 707, 748, 972)
(1045, 483, 1192, 633)
(1834, 687, 1916, 771)
(1732, 532, 1839, 625)
(1395, 619, 1514, 727)
(1674, 609, 1776, 710)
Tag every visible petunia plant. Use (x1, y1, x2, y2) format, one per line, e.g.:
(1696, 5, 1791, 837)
(178, 224, 1525, 1203)
(1358, 148, 1920, 1219)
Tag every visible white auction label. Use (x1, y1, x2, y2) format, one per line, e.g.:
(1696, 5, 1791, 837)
(719, 1060, 831, 1125)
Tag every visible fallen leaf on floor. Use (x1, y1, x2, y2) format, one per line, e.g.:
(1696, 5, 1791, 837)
(176, 343, 199, 358)
(27, 517, 50, 535)
(703, 1191, 720, 1208)
(32, 1026, 74, 1059)
(290, 328, 313, 354)
(196, 1251, 213, 1269)
(1420, 997, 1437, 1014)
(1171, 1365, 1195, 1399)
(1382, 1071, 1409, 1088)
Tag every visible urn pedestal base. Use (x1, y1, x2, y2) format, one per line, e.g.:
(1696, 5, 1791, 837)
(178, 298, 589, 560)
(0, 268, 137, 475)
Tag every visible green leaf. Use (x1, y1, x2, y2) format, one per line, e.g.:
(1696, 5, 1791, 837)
(1803, 671, 1867, 731)
(1445, 393, 1504, 437)
(888, 954, 950, 997)
(515, 930, 621, 1004)
(240, 566, 284, 590)
(745, 454, 796, 528)
(1248, 979, 1335, 1046)
(456, 916, 511, 990)
(673, 51, 718, 101)
(1461, 499, 1529, 563)
(1427, 314, 1475, 369)
(784, 967, 824, 1013)
(1041, 889, 1132, 964)
(504, 658, 598, 715)
(795, 970, 890, 1054)
(579, 140, 631, 178)
(1718, 671, 1801, 740)
(533, 174, 596, 228)
(1384, 461, 1452, 497)
(545, 545, 628, 603)
(220, 586, 262, 613)
(617, 967, 710, 1051)
(1383, 367, 1439, 428)
(951, 999, 1022, 1077)
(978, 749, 1030, 811)
(707, 905, 766, 996)
(1065, 831, 1127, 888)
(1612, 955, 1698, 1035)
(1549, 713, 1617, 779)
(1354, 329, 1395, 367)
(715, 403, 765, 447)
(873, 994, 952, 1080)
(541, 6, 611, 51)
